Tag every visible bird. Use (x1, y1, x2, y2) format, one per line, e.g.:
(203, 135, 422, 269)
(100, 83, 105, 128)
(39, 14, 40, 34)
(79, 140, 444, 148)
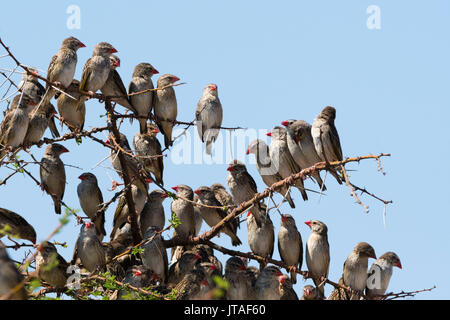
(167, 248, 207, 287)
(195, 83, 223, 155)
(267, 126, 308, 201)
(224, 256, 255, 300)
(328, 242, 376, 300)
(279, 275, 299, 300)
(0, 241, 27, 300)
(247, 211, 274, 271)
(133, 123, 164, 185)
(311, 106, 343, 183)
(39, 37, 85, 108)
(141, 226, 168, 284)
(0, 96, 35, 160)
(305, 219, 330, 298)
(193, 195, 203, 236)
(56, 79, 85, 132)
(171, 185, 196, 241)
(210, 183, 239, 228)
(173, 267, 213, 300)
(226, 160, 265, 224)
(23, 102, 58, 147)
(128, 62, 159, 133)
(117, 265, 153, 300)
(193, 186, 242, 246)
(73, 221, 106, 272)
(0, 208, 36, 244)
(139, 190, 167, 236)
(247, 139, 296, 208)
(301, 285, 319, 300)
(35, 241, 69, 289)
(278, 214, 302, 284)
(100, 54, 133, 110)
(77, 172, 106, 240)
(153, 74, 180, 148)
(18, 68, 45, 104)
(39, 143, 68, 214)
(282, 119, 328, 188)
(366, 251, 402, 299)
(79, 42, 117, 99)
(255, 265, 284, 300)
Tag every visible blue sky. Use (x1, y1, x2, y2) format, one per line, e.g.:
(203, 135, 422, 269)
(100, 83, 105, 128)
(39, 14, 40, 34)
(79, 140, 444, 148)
(0, 0, 449, 299)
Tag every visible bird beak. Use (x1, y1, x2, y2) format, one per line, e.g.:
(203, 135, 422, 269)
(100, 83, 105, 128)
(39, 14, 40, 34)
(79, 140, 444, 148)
(161, 192, 169, 199)
(281, 120, 289, 127)
(266, 132, 272, 137)
(304, 220, 312, 228)
(172, 76, 180, 83)
(78, 175, 85, 180)
(32, 238, 36, 245)
(85, 222, 93, 229)
(396, 262, 402, 269)
(152, 128, 159, 134)
(275, 270, 283, 277)
(114, 60, 120, 67)
(209, 265, 217, 271)
(134, 271, 142, 276)
(246, 148, 250, 155)
(239, 265, 247, 271)
(226, 166, 234, 172)
(210, 84, 217, 91)
(194, 189, 201, 196)
(145, 178, 153, 184)
(246, 212, 252, 217)
(194, 254, 202, 260)
(105, 139, 110, 145)
(281, 215, 287, 223)
(153, 69, 159, 75)
(79, 42, 86, 48)
(370, 253, 377, 259)
(61, 147, 69, 153)
(171, 186, 179, 192)
(110, 47, 118, 54)
(278, 275, 286, 284)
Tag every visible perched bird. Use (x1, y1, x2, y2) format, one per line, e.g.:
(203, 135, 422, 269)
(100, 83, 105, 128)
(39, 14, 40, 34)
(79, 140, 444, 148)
(0, 208, 36, 244)
(301, 285, 319, 300)
(305, 220, 330, 298)
(117, 265, 153, 300)
(35, 241, 69, 289)
(173, 267, 212, 300)
(154, 74, 180, 148)
(247, 211, 274, 271)
(267, 126, 308, 201)
(168, 248, 207, 287)
(139, 190, 167, 236)
(195, 83, 223, 155)
(107, 132, 137, 179)
(247, 139, 295, 208)
(171, 185, 196, 241)
(282, 119, 328, 188)
(194, 186, 241, 246)
(0, 241, 27, 300)
(57, 79, 85, 132)
(224, 256, 255, 300)
(23, 103, 58, 147)
(79, 42, 117, 98)
(141, 226, 168, 284)
(226, 160, 264, 224)
(193, 196, 203, 236)
(255, 265, 284, 300)
(39, 143, 68, 214)
(18, 68, 45, 104)
(210, 183, 239, 228)
(0, 97, 35, 159)
(100, 54, 132, 110)
(279, 275, 299, 300)
(73, 222, 106, 272)
(128, 62, 159, 133)
(366, 252, 402, 299)
(311, 106, 343, 183)
(77, 172, 106, 239)
(133, 123, 164, 185)
(278, 214, 302, 284)
(328, 242, 376, 300)
(39, 37, 85, 108)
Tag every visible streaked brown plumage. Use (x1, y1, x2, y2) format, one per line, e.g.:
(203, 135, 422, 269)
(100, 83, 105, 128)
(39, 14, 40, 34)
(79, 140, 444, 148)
(0, 208, 36, 244)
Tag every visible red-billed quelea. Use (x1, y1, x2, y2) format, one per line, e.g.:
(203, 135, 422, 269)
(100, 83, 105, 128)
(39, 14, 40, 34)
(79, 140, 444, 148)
(73, 222, 106, 272)
(77, 172, 106, 240)
(305, 220, 330, 298)
(139, 190, 167, 236)
(79, 42, 117, 99)
(154, 74, 180, 148)
(282, 119, 329, 188)
(301, 285, 319, 300)
(0, 241, 27, 300)
(279, 274, 299, 300)
(247, 139, 296, 208)
(366, 251, 402, 299)
(133, 123, 164, 185)
(194, 186, 242, 246)
(36, 241, 69, 289)
(23, 103, 58, 147)
(57, 79, 85, 132)
(171, 185, 196, 241)
(255, 265, 284, 300)
(141, 226, 168, 284)
(39, 37, 85, 107)
(117, 265, 152, 300)
(168, 248, 207, 287)
(278, 214, 302, 284)
(328, 242, 376, 300)
(129, 62, 159, 133)
(247, 211, 274, 271)
(100, 54, 132, 110)
(210, 183, 239, 229)
(224, 256, 255, 300)
(40, 143, 69, 214)
(267, 126, 308, 201)
(311, 106, 343, 182)
(195, 83, 223, 155)
(0, 208, 36, 244)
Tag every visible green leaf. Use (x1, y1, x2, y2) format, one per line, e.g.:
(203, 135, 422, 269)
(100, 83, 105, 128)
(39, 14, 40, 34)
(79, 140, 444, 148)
(169, 211, 181, 228)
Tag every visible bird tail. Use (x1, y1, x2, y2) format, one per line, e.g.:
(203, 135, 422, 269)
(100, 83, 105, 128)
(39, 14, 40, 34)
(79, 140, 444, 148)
(313, 172, 327, 191)
(54, 198, 61, 215)
(329, 169, 342, 184)
(290, 270, 297, 284)
(229, 232, 242, 246)
(164, 135, 173, 149)
(285, 192, 296, 208)
(139, 118, 147, 134)
(205, 140, 213, 155)
(295, 181, 308, 201)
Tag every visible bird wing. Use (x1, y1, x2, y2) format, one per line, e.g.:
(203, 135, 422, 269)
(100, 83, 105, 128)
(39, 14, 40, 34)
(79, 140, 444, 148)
(0, 111, 13, 145)
(79, 58, 92, 92)
(48, 116, 60, 138)
(46, 54, 58, 88)
(195, 99, 206, 142)
(328, 124, 343, 161)
(112, 70, 130, 102)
